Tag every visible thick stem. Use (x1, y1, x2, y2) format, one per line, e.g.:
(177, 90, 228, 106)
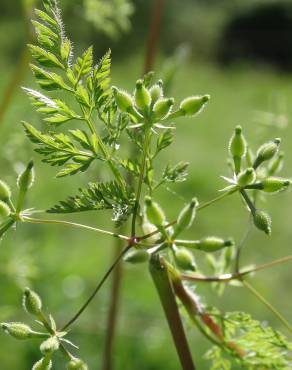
(144, 0, 166, 73)
(149, 254, 196, 370)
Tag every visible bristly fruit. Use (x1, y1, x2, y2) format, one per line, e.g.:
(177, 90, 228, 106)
(149, 84, 163, 104)
(17, 160, 35, 192)
(173, 198, 198, 238)
(134, 79, 151, 111)
(174, 247, 196, 271)
(112, 87, 133, 113)
(144, 196, 165, 227)
(1, 322, 34, 340)
(67, 358, 88, 370)
(40, 336, 59, 354)
(0, 180, 11, 202)
(253, 138, 281, 169)
(153, 98, 174, 121)
(229, 125, 247, 174)
(261, 177, 290, 193)
(0, 200, 11, 220)
(253, 210, 272, 235)
(196, 237, 233, 252)
(23, 287, 43, 316)
(179, 95, 210, 116)
(124, 249, 149, 264)
(32, 357, 53, 370)
(237, 168, 256, 187)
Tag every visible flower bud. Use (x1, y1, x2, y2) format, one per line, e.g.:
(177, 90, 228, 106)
(196, 237, 233, 252)
(67, 358, 88, 370)
(40, 336, 59, 354)
(253, 138, 281, 169)
(23, 287, 42, 316)
(144, 196, 165, 226)
(153, 98, 174, 121)
(237, 168, 256, 187)
(0, 180, 11, 202)
(149, 84, 163, 104)
(112, 87, 133, 113)
(261, 177, 290, 193)
(228, 126, 247, 174)
(1, 322, 34, 340)
(179, 95, 210, 116)
(268, 152, 284, 175)
(134, 79, 151, 111)
(253, 210, 272, 235)
(17, 161, 35, 192)
(32, 357, 52, 370)
(0, 200, 11, 220)
(124, 249, 149, 264)
(174, 247, 196, 271)
(173, 198, 198, 238)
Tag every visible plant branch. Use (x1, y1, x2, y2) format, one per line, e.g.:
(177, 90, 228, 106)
(242, 280, 292, 334)
(22, 216, 129, 241)
(181, 255, 292, 283)
(61, 245, 132, 331)
(131, 129, 151, 236)
(234, 215, 253, 273)
(149, 254, 196, 370)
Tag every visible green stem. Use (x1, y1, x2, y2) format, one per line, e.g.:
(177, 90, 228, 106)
(242, 280, 292, 334)
(131, 129, 151, 236)
(22, 216, 129, 241)
(61, 245, 131, 331)
(149, 254, 196, 370)
(181, 255, 292, 283)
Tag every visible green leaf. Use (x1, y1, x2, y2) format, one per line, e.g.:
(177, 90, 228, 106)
(28, 44, 64, 69)
(205, 311, 292, 370)
(162, 162, 189, 183)
(30, 64, 71, 91)
(22, 122, 95, 176)
(48, 181, 135, 226)
(156, 129, 174, 155)
(73, 46, 93, 81)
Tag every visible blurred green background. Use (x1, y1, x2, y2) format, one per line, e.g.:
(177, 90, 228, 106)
(0, 0, 292, 369)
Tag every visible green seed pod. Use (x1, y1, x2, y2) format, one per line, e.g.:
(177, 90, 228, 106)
(245, 146, 254, 167)
(40, 336, 59, 354)
(253, 138, 281, 169)
(149, 84, 163, 104)
(261, 177, 290, 193)
(197, 237, 233, 252)
(173, 198, 198, 238)
(237, 168, 256, 187)
(32, 358, 52, 370)
(268, 151, 284, 175)
(23, 287, 42, 316)
(228, 126, 247, 174)
(0, 200, 10, 220)
(67, 358, 88, 370)
(1, 322, 33, 340)
(124, 249, 149, 264)
(112, 87, 133, 112)
(134, 79, 151, 111)
(179, 95, 210, 116)
(142, 220, 161, 243)
(144, 196, 165, 227)
(153, 98, 174, 121)
(17, 161, 35, 191)
(253, 210, 272, 235)
(0, 180, 11, 202)
(174, 247, 196, 271)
